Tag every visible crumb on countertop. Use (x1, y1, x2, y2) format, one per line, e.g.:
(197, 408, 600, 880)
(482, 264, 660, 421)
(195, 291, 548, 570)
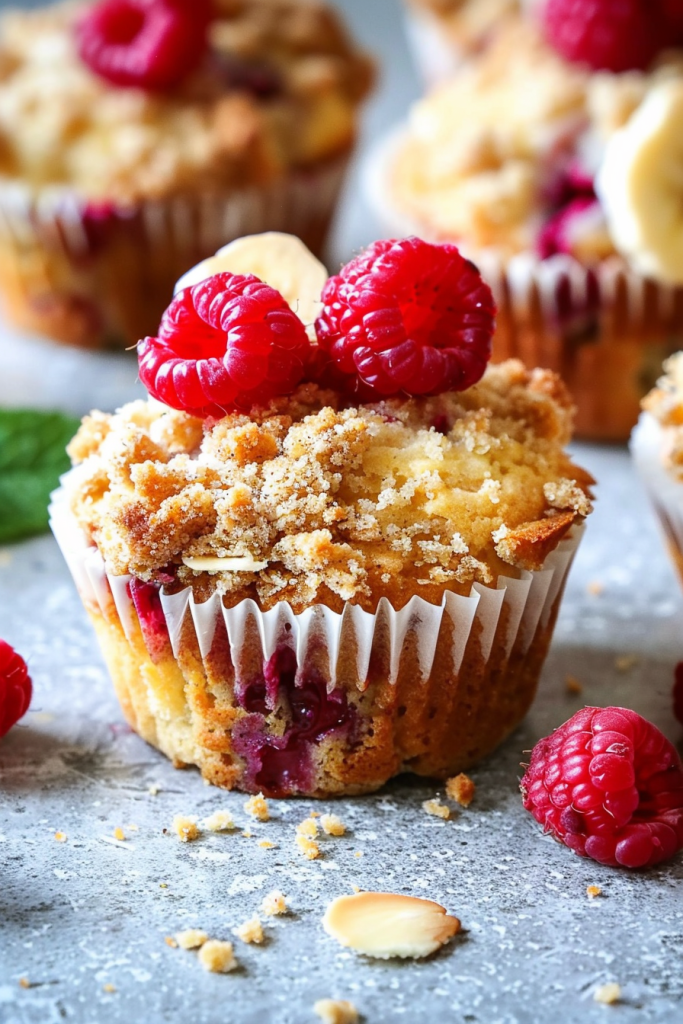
(148, 784, 160, 796)
(261, 890, 288, 916)
(204, 810, 235, 832)
(175, 929, 209, 950)
(313, 998, 359, 1024)
(257, 839, 276, 849)
(18, 978, 30, 989)
(165, 936, 178, 948)
(593, 982, 621, 1005)
(296, 817, 319, 838)
(565, 674, 583, 695)
(587, 885, 602, 899)
(172, 815, 200, 842)
(614, 654, 638, 673)
(113, 827, 126, 841)
(295, 834, 321, 859)
(445, 773, 475, 807)
(198, 940, 238, 974)
(54, 832, 67, 842)
(234, 917, 264, 945)
(423, 798, 451, 820)
(320, 813, 346, 836)
(102, 983, 116, 993)
(244, 793, 269, 822)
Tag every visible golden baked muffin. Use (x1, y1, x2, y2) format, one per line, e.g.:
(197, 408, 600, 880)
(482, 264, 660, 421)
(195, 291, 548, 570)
(0, 0, 373, 349)
(384, 3, 683, 440)
(631, 353, 683, 586)
(51, 233, 593, 796)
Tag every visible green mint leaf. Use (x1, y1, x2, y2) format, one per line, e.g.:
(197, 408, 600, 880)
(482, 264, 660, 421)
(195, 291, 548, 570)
(0, 408, 80, 544)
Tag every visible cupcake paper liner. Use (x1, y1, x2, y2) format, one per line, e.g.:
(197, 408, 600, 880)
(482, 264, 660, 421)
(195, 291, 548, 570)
(630, 413, 683, 584)
(0, 153, 349, 354)
(50, 472, 584, 794)
(364, 127, 683, 441)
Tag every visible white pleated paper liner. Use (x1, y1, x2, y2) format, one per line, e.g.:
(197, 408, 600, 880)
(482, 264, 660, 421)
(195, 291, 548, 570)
(50, 472, 584, 692)
(362, 125, 683, 331)
(630, 413, 683, 576)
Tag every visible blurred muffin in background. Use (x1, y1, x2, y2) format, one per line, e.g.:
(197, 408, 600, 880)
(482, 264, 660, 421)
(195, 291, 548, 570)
(402, 0, 520, 85)
(379, 1, 683, 440)
(0, 0, 373, 350)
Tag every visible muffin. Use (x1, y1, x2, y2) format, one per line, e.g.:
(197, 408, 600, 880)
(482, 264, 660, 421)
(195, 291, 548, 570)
(631, 354, 683, 585)
(50, 233, 593, 796)
(379, 3, 683, 441)
(402, 0, 520, 86)
(0, 0, 373, 350)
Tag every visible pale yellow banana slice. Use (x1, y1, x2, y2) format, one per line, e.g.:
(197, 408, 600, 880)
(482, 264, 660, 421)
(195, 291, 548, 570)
(174, 232, 328, 327)
(597, 80, 683, 285)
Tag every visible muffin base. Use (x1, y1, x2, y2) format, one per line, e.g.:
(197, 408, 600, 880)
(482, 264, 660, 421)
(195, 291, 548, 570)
(0, 153, 349, 350)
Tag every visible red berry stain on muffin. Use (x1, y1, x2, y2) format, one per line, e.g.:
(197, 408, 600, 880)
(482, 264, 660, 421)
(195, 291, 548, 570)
(521, 706, 683, 868)
(75, 0, 212, 91)
(232, 646, 357, 797)
(0, 640, 32, 739)
(128, 579, 169, 660)
(315, 237, 496, 399)
(542, 0, 672, 73)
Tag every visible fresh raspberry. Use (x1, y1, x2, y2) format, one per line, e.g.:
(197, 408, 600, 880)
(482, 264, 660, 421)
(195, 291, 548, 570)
(0, 640, 32, 739)
(75, 0, 212, 91)
(542, 0, 670, 73)
(674, 663, 683, 727)
(521, 707, 683, 869)
(138, 273, 311, 418)
(315, 237, 496, 399)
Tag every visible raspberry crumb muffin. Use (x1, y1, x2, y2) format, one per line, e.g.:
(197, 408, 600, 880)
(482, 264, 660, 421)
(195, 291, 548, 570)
(631, 353, 683, 586)
(51, 233, 593, 796)
(0, 0, 372, 349)
(379, 0, 683, 440)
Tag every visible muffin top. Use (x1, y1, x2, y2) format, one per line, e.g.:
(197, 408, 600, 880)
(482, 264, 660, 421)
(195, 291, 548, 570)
(0, 0, 373, 203)
(66, 361, 592, 613)
(392, 11, 683, 280)
(405, 0, 519, 56)
(642, 353, 683, 476)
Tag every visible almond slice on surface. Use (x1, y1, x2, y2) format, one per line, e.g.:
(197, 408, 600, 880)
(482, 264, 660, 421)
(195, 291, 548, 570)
(322, 891, 460, 960)
(182, 555, 268, 573)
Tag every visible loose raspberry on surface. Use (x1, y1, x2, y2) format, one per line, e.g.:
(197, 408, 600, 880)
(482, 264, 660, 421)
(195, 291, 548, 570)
(674, 663, 683, 727)
(521, 707, 683, 869)
(75, 0, 212, 91)
(138, 273, 311, 418)
(542, 0, 671, 73)
(0, 639, 32, 739)
(315, 237, 496, 399)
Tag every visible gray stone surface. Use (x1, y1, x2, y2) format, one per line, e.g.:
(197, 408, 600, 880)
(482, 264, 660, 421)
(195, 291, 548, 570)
(2, 2, 683, 1022)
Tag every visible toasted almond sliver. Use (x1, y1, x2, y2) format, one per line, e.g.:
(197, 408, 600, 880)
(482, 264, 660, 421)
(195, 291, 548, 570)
(322, 892, 460, 960)
(182, 556, 268, 573)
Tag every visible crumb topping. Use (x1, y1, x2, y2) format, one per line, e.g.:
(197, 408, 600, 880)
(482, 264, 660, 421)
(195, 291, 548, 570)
(67, 362, 593, 613)
(407, 0, 519, 57)
(445, 773, 475, 807)
(296, 817, 319, 838)
(261, 890, 288, 915)
(0, 0, 373, 201)
(204, 810, 236, 832)
(197, 939, 238, 973)
(244, 793, 269, 821)
(175, 929, 209, 949)
(320, 813, 345, 836)
(172, 815, 200, 842)
(234, 916, 264, 944)
(423, 798, 451, 819)
(295, 834, 320, 859)
(642, 353, 683, 475)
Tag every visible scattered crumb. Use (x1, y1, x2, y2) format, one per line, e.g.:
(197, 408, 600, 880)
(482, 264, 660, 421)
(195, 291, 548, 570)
(234, 916, 264, 945)
(261, 890, 288, 916)
(587, 885, 603, 899)
(54, 832, 67, 842)
(354, 851, 363, 858)
(175, 929, 209, 950)
(296, 817, 319, 838)
(204, 810, 235, 832)
(242, 829, 253, 838)
(198, 940, 237, 974)
(422, 798, 451, 820)
(295, 834, 320, 860)
(160, 883, 168, 889)
(587, 580, 604, 596)
(148, 785, 160, 796)
(257, 840, 276, 849)
(125, 824, 139, 832)
(351, 884, 362, 893)
(445, 773, 475, 807)
(320, 814, 346, 836)
(310, 811, 320, 818)
(18, 978, 30, 989)
(244, 793, 269, 822)
(113, 827, 126, 841)
(565, 674, 583, 695)
(614, 654, 638, 673)
(102, 983, 116, 994)
(165, 936, 178, 948)
(173, 815, 200, 843)
(313, 998, 359, 1024)
(594, 982, 621, 1005)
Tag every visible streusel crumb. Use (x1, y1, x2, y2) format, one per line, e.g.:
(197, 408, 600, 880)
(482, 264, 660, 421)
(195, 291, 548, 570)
(66, 365, 592, 613)
(313, 998, 359, 1024)
(296, 817, 319, 838)
(261, 890, 288, 916)
(175, 929, 209, 950)
(198, 940, 237, 974)
(234, 917, 264, 945)
(244, 793, 269, 821)
(320, 814, 346, 836)
(173, 815, 200, 842)
(423, 798, 451, 820)
(296, 834, 321, 859)
(445, 773, 475, 807)
(204, 810, 235, 832)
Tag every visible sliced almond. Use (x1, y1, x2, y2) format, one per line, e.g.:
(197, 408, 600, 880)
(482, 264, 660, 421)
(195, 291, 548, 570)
(182, 555, 268, 573)
(322, 892, 460, 960)
(174, 232, 328, 327)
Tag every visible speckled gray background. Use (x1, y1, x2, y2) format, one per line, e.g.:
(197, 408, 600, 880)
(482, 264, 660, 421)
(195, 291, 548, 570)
(2, 2, 683, 1022)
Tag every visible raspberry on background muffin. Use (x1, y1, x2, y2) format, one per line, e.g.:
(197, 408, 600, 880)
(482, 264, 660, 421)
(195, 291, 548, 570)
(51, 233, 593, 797)
(631, 353, 683, 585)
(376, 0, 683, 441)
(0, 0, 373, 350)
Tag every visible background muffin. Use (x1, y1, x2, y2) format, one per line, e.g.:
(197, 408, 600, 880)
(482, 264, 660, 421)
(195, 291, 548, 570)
(0, 0, 373, 349)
